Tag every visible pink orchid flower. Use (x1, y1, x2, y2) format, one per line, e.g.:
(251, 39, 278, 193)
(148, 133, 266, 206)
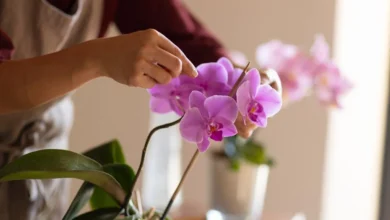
(180, 62, 230, 97)
(217, 57, 243, 91)
(312, 62, 352, 107)
(236, 70, 282, 127)
(310, 35, 352, 107)
(180, 91, 238, 152)
(148, 77, 189, 115)
(256, 40, 312, 102)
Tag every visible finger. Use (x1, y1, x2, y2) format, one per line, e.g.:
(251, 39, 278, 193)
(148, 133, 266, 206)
(234, 115, 257, 138)
(152, 47, 182, 77)
(260, 71, 271, 84)
(260, 68, 282, 95)
(156, 34, 198, 78)
(138, 75, 156, 89)
(237, 126, 253, 138)
(143, 62, 172, 84)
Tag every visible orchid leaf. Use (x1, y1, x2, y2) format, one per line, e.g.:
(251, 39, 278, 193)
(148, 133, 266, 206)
(64, 140, 128, 219)
(83, 139, 126, 165)
(0, 149, 126, 206)
(63, 182, 94, 220)
(82, 140, 134, 210)
(90, 164, 135, 210)
(73, 207, 122, 220)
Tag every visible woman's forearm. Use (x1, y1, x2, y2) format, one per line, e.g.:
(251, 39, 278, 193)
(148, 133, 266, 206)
(0, 41, 100, 114)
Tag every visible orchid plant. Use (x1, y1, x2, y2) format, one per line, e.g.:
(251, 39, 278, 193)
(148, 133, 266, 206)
(223, 34, 352, 171)
(0, 58, 282, 219)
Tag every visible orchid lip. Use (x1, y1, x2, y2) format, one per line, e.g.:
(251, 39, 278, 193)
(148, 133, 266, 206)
(247, 102, 264, 123)
(207, 121, 223, 141)
(248, 102, 264, 114)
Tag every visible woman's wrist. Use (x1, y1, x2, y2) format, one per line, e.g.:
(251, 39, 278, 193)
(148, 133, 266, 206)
(63, 40, 103, 87)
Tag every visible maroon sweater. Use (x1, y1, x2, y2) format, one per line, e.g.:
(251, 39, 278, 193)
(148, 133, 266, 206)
(0, 0, 227, 66)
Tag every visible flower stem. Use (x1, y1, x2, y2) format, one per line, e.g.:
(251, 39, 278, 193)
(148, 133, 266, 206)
(159, 62, 251, 219)
(160, 149, 199, 220)
(229, 62, 250, 96)
(124, 117, 183, 215)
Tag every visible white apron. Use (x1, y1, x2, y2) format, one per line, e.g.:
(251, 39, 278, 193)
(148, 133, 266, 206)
(0, 0, 103, 219)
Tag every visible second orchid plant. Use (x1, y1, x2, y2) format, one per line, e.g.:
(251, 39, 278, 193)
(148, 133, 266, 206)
(256, 34, 352, 107)
(224, 34, 352, 170)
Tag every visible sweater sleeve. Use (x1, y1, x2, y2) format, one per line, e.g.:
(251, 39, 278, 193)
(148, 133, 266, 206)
(114, 0, 228, 66)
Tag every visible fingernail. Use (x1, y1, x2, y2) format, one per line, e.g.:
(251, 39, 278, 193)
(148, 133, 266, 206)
(191, 64, 198, 77)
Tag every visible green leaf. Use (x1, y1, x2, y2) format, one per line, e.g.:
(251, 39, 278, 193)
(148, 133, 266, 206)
(63, 140, 127, 219)
(83, 140, 130, 211)
(84, 139, 126, 165)
(90, 164, 135, 210)
(73, 207, 122, 220)
(63, 182, 94, 220)
(229, 159, 241, 172)
(0, 149, 126, 205)
(240, 140, 268, 165)
(266, 157, 276, 167)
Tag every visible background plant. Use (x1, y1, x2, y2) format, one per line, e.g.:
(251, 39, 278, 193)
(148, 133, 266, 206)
(222, 34, 352, 170)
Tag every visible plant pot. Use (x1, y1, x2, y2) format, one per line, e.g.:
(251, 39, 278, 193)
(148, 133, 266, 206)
(208, 152, 270, 220)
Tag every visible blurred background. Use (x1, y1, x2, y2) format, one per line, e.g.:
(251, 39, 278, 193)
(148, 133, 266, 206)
(69, 0, 390, 219)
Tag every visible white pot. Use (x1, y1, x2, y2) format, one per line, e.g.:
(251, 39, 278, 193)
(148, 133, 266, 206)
(208, 154, 270, 220)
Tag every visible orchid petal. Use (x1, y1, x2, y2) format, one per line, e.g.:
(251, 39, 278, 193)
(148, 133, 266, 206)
(150, 97, 172, 114)
(214, 117, 238, 137)
(244, 68, 261, 95)
(256, 40, 284, 68)
(204, 95, 238, 121)
(228, 68, 243, 88)
(189, 91, 208, 116)
(180, 108, 206, 143)
(197, 134, 210, 152)
(148, 78, 179, 97)
(148, 85, 173, 98)
(236, 81, 252, 117)
(254, 85, 283, 117)
(310, 34, 329, 63)
(256, 40, 298, 70)
(252, 111, 268, 127)
(229, 51, 248, 67)
(170, 99, 188, 116)
(197, 63, 228, 84)
(210, 131, 223, 141)
(217, 57, 234, 72)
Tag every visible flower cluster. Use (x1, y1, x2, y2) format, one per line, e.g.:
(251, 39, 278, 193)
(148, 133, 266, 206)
(256, 34, 352, 107)
(148, 58, 282, 152)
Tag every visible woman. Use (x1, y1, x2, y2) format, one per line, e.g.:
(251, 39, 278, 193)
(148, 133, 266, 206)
(0, 0, 280, 219)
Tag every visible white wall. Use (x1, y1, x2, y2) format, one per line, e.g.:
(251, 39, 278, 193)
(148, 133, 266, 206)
(321, 0, 390, 219)
(70, 0, 337, 219)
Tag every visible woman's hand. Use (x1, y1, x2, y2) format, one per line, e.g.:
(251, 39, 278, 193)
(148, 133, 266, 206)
(0, 29, 198, 114)
(87, 29, 198, 88)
